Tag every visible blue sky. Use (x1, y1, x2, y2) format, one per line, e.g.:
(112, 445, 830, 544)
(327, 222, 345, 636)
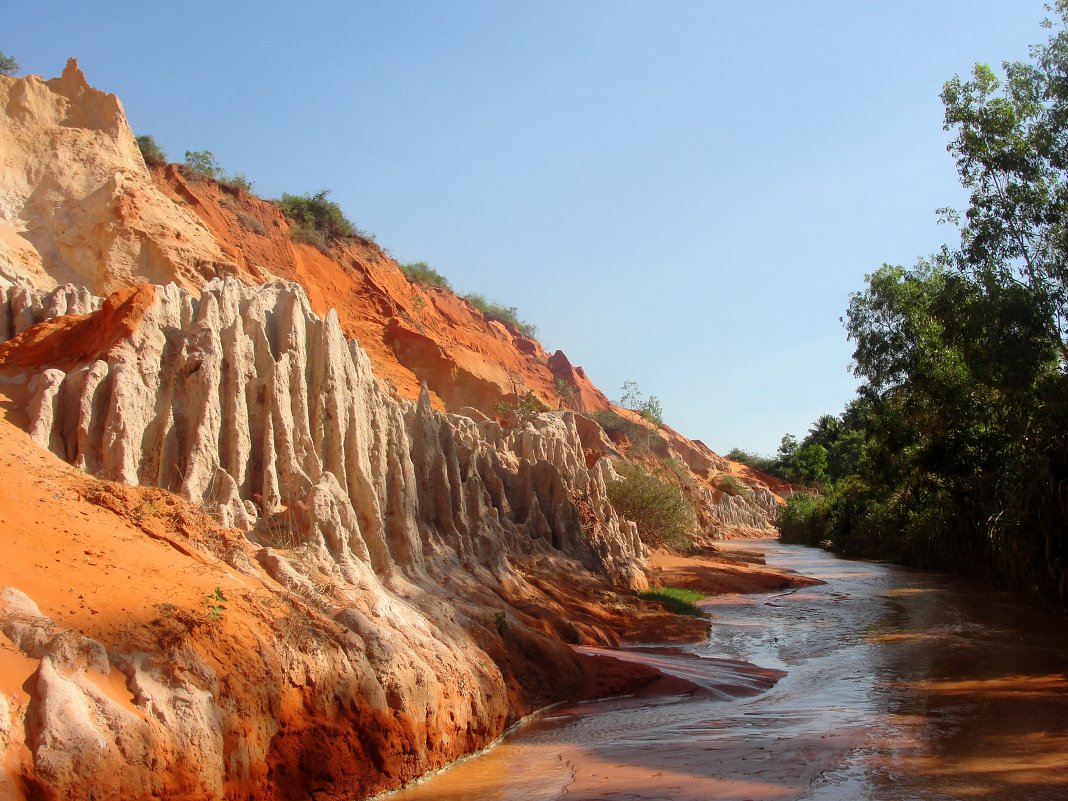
(8, 1, 1049, 454)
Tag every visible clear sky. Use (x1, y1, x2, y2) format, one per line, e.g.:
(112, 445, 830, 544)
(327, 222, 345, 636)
(7, 1, 1050, 455)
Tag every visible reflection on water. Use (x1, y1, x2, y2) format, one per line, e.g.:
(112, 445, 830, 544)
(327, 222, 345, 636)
(380, 541, 1068, 801)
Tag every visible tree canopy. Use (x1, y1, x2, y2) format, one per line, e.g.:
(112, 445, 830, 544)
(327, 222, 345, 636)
(776, 4, 1068, 608)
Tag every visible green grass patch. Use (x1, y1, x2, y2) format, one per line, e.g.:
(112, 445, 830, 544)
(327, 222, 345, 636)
(636, 586, 705, 617)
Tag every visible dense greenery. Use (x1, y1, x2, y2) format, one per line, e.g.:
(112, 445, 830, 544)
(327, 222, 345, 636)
(0, 51, 17, 76)
(636, 586, 705, 617)
(779, 6, 1068, 607)
(726, 420, 858, 486)
(136, 135, 167, 167)
(277, 190, 357, 251)
(400, 261, 451, 290)
(464, 293, 537, 337)
(606, 462, 695, 550)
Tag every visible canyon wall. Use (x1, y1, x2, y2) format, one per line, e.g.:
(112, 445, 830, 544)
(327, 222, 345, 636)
(0, 60, 779, 800)
(0, 278, 657, 800)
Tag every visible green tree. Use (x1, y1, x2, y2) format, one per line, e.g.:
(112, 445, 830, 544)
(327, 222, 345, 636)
(183, 150, 223, 180)
(619, 380, 664, 427)
(0, 51, 18, 76)
(777, 5, 1068, 606)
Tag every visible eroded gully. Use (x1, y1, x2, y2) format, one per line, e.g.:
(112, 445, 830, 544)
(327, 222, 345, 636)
(379, 540, 1068, 801)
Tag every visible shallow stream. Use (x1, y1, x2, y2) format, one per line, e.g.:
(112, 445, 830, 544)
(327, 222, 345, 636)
(382, 540, 1068, 801)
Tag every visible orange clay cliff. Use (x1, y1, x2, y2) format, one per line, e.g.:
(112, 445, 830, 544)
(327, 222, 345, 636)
(0, 60, 801, 800)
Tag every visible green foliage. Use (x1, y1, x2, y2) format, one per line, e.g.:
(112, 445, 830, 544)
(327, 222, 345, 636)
(636, 586, 705, 617)
(136, 135, 167, 167)
(554, 377, 578, 404)
(181, 149, 253, 193)
(716, 474, 748, 497)
(183, 150, 223, 180)
(606, 462, 694, 550)
(277, 190, 357, 251)
(464, 293, 537, 337)
(220, 173, 253, 194)
(400, 261, 451, 290)
(619, 380, 664, 427)
(0, 51, 18, 77)
(777, 6, 1068, 607)
(725, 447, 784, 478)
(202, 587, 227, 620)
(493, 390, 547, 426)
(589, 409, 654, 451)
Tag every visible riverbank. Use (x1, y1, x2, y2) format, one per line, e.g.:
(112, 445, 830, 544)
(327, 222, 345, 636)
(384, 539, 1068, 801)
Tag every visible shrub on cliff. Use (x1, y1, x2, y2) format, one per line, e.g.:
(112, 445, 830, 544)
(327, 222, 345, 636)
(607, 462, 694, 550)
(493, 390, 547, 426)
(0, 51, 18, 76)
(464, 293, 537, 337)
(181, 149, 253, 194)
(183, 149, 223, 180)
(400, 261, 451, 290)
(619, 380, 664, 428)
(278, 190, 358, 251)
(136, 135, 167, 168)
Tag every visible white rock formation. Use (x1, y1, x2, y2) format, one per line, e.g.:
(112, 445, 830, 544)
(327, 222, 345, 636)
(8, 278, 647, 589)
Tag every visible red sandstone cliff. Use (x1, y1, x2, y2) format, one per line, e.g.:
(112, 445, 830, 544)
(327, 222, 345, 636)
(0, 60, 787, 800)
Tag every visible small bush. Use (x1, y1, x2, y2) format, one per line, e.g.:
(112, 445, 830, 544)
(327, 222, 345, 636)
(716, 474, 748, 497)
(202, 587, 227, 620)
(637, 586, 705, 617)
(290, 224, 329, 252)
(400, 261, 451, 289)
(493, 610, 509, 635)
(220, 173, 253, 194)
(277, 190, 357, 248)
(607, 462, 695, 550)
(554, 378, 578, 403)
(590, 410, 658, 451)
(183, 149, 223, 180)
(619, 380, 664, 427)
(465, 293, 537, 337)
(493, 390, 547, 426)
(726, 447, 787, 479)
(136, 135, 167, 167)
(0, 51, 18, 77)
(237, 213, 266, 235)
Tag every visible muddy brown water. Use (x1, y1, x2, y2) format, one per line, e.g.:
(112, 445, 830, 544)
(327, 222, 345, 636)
(379, 540, 1068, 801)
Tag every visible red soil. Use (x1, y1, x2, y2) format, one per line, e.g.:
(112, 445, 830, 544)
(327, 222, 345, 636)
(0, 284, 154, 370)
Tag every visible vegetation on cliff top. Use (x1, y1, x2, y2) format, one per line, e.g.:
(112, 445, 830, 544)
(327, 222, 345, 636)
(0, 50, 17, 76)
(277, 189, 360, 251)
(400, 261, 451, 290)
(182, 149, 253, 194)
(464, 292, 537, 337)
(135, 135, 167, 168)
(775, 4, 1068, 608)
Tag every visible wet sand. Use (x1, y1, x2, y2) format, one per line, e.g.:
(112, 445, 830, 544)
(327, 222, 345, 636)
(382, 540, 1068, 801)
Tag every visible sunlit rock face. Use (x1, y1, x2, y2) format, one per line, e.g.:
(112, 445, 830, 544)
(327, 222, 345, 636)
(0, 59, 234, 293)
(2, 277, 647, 588)
(0, 277, 650, 800)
